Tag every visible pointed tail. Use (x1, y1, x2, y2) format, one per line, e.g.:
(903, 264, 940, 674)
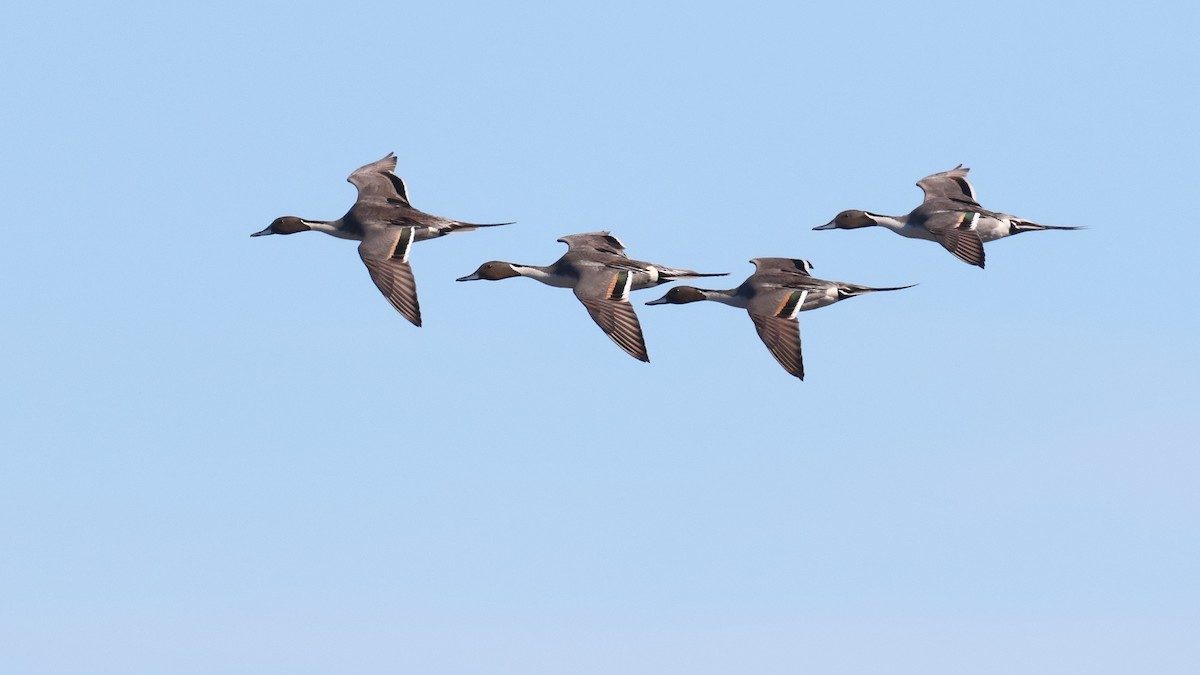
(839, 283, 917, 299)
(1010, 218, 1085, 233)
(452, 220, 515, 230)
(441, 220, 515, 234)
(660, 268, 729, 280)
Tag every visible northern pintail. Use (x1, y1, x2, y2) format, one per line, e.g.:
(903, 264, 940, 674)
(646, 258, 913, 379)
(252, 153, 511, 326)
(814, 165, 1082, 268)
(456, 231, 726, 362)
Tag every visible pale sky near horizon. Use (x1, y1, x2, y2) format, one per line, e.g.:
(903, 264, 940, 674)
(3, 1, 1198, 673)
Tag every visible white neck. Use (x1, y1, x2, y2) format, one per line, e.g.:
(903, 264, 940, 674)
(513, 264, 572, 288)
(704, 289, 748, 309)
(869, 213, 909, 232)
(869, 213, 936, 241)
(304, 218, 359, 241)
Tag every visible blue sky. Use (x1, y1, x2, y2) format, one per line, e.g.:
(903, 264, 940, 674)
(2, 1, 1198, 673)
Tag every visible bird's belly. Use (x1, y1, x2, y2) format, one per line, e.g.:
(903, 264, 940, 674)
(411, 226, 444, 242)
(629, 268, 661, 290)
(973, 216, 1012, 242)
(800, 288, 839, 311)
(898, 223, 939, 241)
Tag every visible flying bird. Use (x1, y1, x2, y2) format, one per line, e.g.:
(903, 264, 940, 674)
(814, 165, 1082, 268)
(252, 153, 511, 326)
(646, 258, 913, 379)
(457, 231, 726, 362)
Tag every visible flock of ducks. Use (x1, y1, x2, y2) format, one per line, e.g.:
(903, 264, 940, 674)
(253, 153, 1082, 380)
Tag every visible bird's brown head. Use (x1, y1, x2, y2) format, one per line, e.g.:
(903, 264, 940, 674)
(814, 210, 876, 231)
(645, 286, 707, 305)
(251, 216, 311, 237)
(456, 261, 521, 282)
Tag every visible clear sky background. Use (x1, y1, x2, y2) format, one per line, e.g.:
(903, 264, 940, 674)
(3, 1, 1198, 673)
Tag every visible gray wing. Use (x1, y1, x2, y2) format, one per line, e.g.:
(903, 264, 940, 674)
(916, 165, 979, 205)
(573, 265, 649, 362)
(557, 231, 629, 258)
(750, 257, 815, 275)
(358, 226, 422, 326)
(920, 210, 987, 268)
(347, 152, 411, 205)
(747, 287, 809, 380)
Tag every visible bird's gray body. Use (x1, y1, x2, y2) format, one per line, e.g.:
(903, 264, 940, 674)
(252, 153, 510, 326)
(457, 231, 726, 362)
(647, 258, 913, 380)
(816, 165, 1082, 268)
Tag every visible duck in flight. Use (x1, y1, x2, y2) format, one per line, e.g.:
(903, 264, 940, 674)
(814, 165, 1082, 268)
(457, 231, 726, 362)
(252, 153, 511, 326)
(646, 258, 913, 380)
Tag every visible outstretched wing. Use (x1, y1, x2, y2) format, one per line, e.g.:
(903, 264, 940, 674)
(573, 265, 649, 362)
(921, 210, 987, 268)
(557, 231, 629, 258)
(358, 226, 422, 326)
(347, 152, 411, 205)
(747, 288, 808, 380)
(916, 165, 979, 205)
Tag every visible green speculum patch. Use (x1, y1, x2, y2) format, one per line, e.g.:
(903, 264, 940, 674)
(777, 290, 805, 317)
(609, 271, 629, 300)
